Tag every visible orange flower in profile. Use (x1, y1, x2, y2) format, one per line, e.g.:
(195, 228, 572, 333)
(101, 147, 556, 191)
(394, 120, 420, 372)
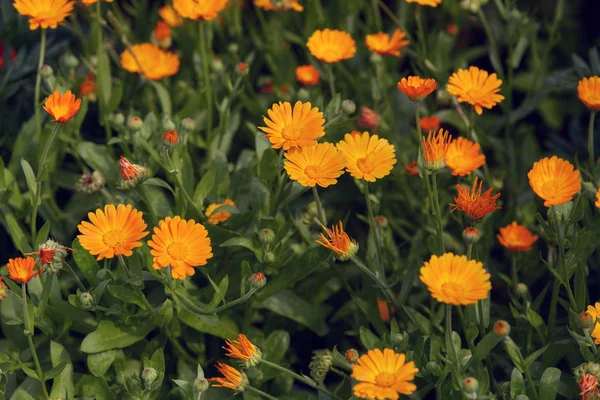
(205, 199, 236, 225)
(77, 204, 148, 260)
(307, 29, 356, 63)
(120, 43, 180, 80)
(365, 29, 409, 57)
(497, 222, 538, 252)
(595, 188, 600, 208)
(153, 21, 172, 44)
(162, 130, 179, 145)
(447, 66, 504, 115)
(420, 116, 441, 132)
(259, 101, 325, 151)
(147, 216, 213, 279)
(446, 137, 486, 176)
(159, 4, 184, 27)
(82, 0, 113, 5)
(209, 362, 249, 391)
(405, 0, 442, 7)
(223, 334, 262, 367)
(119, 156, 146, 181)
(377, 297, 396, 322)
(254, 0, 303, 11)
(527, 156, 581, 207)
(173, 0, 228, 20)
(397, 76, 437, 101)
(284, 142, 345, 187)
(405, 160, 419, 176)
(585, 303, 600, 345)
(316, 221, 359, 261)
(450, 177, 501, 221)
(43, 90, 81, 123)
(577, 76, 600, 111)
(422, 129, 452, 171)
(13, 0, 74, 30)
(296, 65, 320, 86)
(351, 348, 418, 400)
(336, 131, 397, 182)
(79, 72, 96, 100)
(7, 257, 38, 283)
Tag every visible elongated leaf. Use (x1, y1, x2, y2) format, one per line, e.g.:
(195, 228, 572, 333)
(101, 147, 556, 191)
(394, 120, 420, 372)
(193, 167, 215, 206)
(259, 290, 328, 336)
(21, 158, 37, 201)
(150, 81, 172, 115)
(87, 350, 118, 377)
(539, 367, 560, 400)
(470, 332, 503, 367)
(510, 368, 525, 398)
(49, 341, 74, 399)
(81, 319, 155, 353)
(71, 238, 99, 285)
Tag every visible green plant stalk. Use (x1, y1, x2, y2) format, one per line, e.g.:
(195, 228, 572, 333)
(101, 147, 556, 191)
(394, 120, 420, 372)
(547, 278, 560, 340)
(312, 186, 327, 226)
(364, 182, 384, 276)
(430, 173, 445, 253)
(414, 5, 427, 57)
(247, 386, 279, 400)
(477, 9, 504, 78)
(375, 0, 402, 28)
(456, 306, 477, 358)
(445, 304, 456, 364)
(326, 64, 336, 98)
(63, 260, 87, 292)
(511, 252, 518, 286)
(588, 111, 597, 182)
(351, 255, 395, 306)
(23, 284, 50, 400)
(414, 101, 421, 144)
(551, 206, 578, 311)
(174, 287, 257, 315)
(523, 363, 540, 400)
(371, 0, 383, 30)
(466, 243, 473, 260)
(199, 22, 213, 144)
(34, 29, 47, 141)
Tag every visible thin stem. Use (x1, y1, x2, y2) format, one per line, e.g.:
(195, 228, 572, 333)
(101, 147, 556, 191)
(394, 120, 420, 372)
(312, 186, 327, 226)
(247, 386, 279, 400)
(551, 206, 577, 310)
(524, 365, 540, 400)
(588, 111, 597, 182)
(511, 253, 518, 286)
(457, 306, 477, 360)
(34, 29, 47, 140)
(326, 64, 336, 99)
(23, 284, 50, 400)
(199, 22, 213, 144)
(371, 0, 383, 30)
(477, 299, 486, 338)
(64, 260, 86, 292)
(477, 9, 504, 78)
(364, 182, 384, 276)
(547, 278, 560, 340)
(466, 243, 473, 260)
(430, 173, 444, 253)
(375, 0, 403, 28)
(414, 5, 427, 57)
(414, 101, 421, 143)
(350, 255, 395, 307)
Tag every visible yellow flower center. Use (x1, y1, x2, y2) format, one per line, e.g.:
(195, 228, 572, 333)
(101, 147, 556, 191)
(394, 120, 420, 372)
(102, 230, 124, 249)
(356, 156, 374, 174)
(375, 372, 397, 388)
(441, 282, 464, 300)
(304, 166, 320, 180)
(167, 242, 187, 260)
(541, 180, 560, 197)
(282, 125, 301, 140)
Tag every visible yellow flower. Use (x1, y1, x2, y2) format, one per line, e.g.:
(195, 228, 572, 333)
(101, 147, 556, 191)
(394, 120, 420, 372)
(447, 66, 504, 115)
(13, 0, 74, 30)
(173, 0, 228, 20)
(405, 0, 442, 7)
(336, 131, 397, 182)
(205, 199, 236, 225)
(585, 303, 600, 344)
(159, 4, 184, 27)
(596, 188, 600, 208)
(365, 29, 409, 57)
(147, 216, 213, 280)
(296, 65, 320, 86)
(316, 221, 359, 261)
(120, 43, 180, 80)
(307, 29, 356, 63)
(446, 137, 486, 176)
(351, 348, 418, 400)
(450, 177, 501, 221)
(422, 129, 452, 171)
(397, 76, 438, 101)
(81, 0, 113, 5)
(497, 222, 538, 252)
(284, 142, 346, 187)
(578, 76, 600, 111)
(420, 252, 491, 305)
(223, 334, 262, 368)
(209, 362, 249, 391)
(7, 257, 38, 284)
(527, 156, 581, 207)
(43, 90, 82, 123)
(254, 0, 303, 11)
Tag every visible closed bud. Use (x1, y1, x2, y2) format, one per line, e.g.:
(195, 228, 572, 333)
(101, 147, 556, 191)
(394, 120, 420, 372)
(163, 118, 176, 131)
(162, 130, 179, 146)
(250, 272, 267, 289)
(375, 215, 388, 228)
(89, 55, 98, 67)
(76, 170, 105, 194)
(127, 116, 144, 131)
(463, 377, 479, 393)
(307, 201, 319, 217)
(341, 100, 356, 115)
(40, 64, 54, 78)
(0, 278, 6, 301)
(515, 282, 528, 298)
(297, 88, 310, 101)
(228, 43, 239, 54)
(111, 113, 125, 126)
(345, 349, 359, 363)
(263, 252, 276, 264)
(581, 311, 596, 330)
(212, 56, 224, 73)
(493, 320, 511, 338)
(79, 292, 95, 309)
(425, 361, 443, 376)
(369, 52, 383, 65)
(237, 62, 249, 75)
(194, 377, 210, 393)
(259, 228, 275, 245)
(181, 117, 196, 131)
(460, 0, 489, 13)
(142, 367, 158, 388)
(462, 227, 481, 244)
(63, 54, 79, 68)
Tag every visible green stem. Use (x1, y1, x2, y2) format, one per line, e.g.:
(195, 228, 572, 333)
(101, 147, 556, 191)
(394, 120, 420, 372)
(174, 287, 257, 315)
(23, 284, 50, 400)
(414, 101, 421, 143)
(414, 5, 427, 57)
(511, 253, 518, 286)
(199, 22, 213, 144)
(364, 182, 384, 276)
(547, 278, 560, 340)
(247, 386, 279, 400)
(477, 9, 504, 78)
(63, 260, 87, 292)
(466, 243, 473, 260)
(326, 64, 336, 99)
(34, 29, 47, 141)
(551, 206, 577, 311)
(350, 255, 395, 306)
(311, 186, 327, 226)
(431, 173, 444, 253)
(173, 173, 207, 222)
(524, 365, 540, 400)
(477, 298, 487, 339)
(588, 111, 596, 182)
(457, 306, 477, 362)
(375, 0, 403, 28)
(371, 0, 383, 30)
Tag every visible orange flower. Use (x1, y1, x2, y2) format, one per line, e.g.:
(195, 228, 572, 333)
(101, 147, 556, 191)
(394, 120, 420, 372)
(422, 129, 452, 171)
(579, 373, 600, 400)
(405, 160, 419, 176)
(173, 0, 228, 20)
(405, 0, 442, 7)
(307, 29, 356, 63)
(209, 362, 248, 391)
(79, 72, 96, 100)
(377, 297, 396, 322)
(420, 116, 441, 132)
(120, 43, 180, 80)
(162, 130, 178, 145)
(497, 222, 538, 252)
(447, 24, 458, 34)
(284, 142, 346, 187)
(7, 257, 38, 283)
(13, 0, 74, 30)
(336, 131, 396, 182)
(254, 0, 303, 11)
(527, 156, 581, 207)
(365, 28, 409, 57)
(296, 65, 320, 86)
(450, 177, 501, 221)
(82, 0, 113, 5)
(43, 90, 81, 123)
(358, 106, 381, 131)
(205, 199, 236, 224)
(153, 20, 171, 42)
(316, 221, 359, 261)
(595, 188, 600, 208)
(158, 4, 184, 27)
(397, 76, 437, 101)
(223, 334, 262, 367)
(446, 137, 486, 176)
(119, 156, 146, 181)
(586, 302, 600, 344)
(447, 66, 504, 115)
(577, 76, 600, 111)
(259, 101, 325, 151)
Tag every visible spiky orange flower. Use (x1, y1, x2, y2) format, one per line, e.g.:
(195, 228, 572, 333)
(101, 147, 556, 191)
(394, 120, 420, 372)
(79, 72, 96, 100)
(77, 204, 148, 260)
(307, 29, 356, 63)
(527, 156, 581, 207)
(405, 0, 442, 7)
(296, 65, 320, 86)
(447, 66, 504, 115)
(209, 362, 249, 391)
(223, 334, 262, 367)
(585, 302, 600, 344)
(205, 199, 236, 225)
(7, 257, 38, 283)
(173, 0, 228, 20)
(13, 0, 74, 30)
(595, 188, 600, 208)
(284, 142, 346, 187)
(405, 160, 419, 176)
(420, 252, 491, 305)
(351, 348, 418, 400)
(336, 131, 397, 182)
(420, 116, 441, 132)
(81, 0, 113, 5)
(579, 373, 600, 400)
(397, 76, 437, 101)
(254, 0, 303, 11)
(159, 4, 184, 27)
(120, 43, 180, 80)
(365, 29, 409, 57)
(316, 221, 359, 261)
(450, 177, 501, 221)
(422, 129, 452, 171)
(43, 90, 81, 123)
(578, 76, 600, 111)
(119, 156, 145, 181)
(497, 222, 538, 252)
(446, 137, 486, 176)
(259, 101, 325, 151)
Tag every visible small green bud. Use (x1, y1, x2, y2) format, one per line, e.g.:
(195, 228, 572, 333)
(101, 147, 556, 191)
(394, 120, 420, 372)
(228, 43, 239, 54)
(250, 272, 267, 289)
(212, 56, 224, 73)
(163, 118, 176, 131)
(369, 53, 383, 64)
(142, 367, 158, 388)
(493, 320, 511, 338)
(40, 64, 54, 78)
(514, 396, 529, 400)
(307, 201, 319, 217)
(111, 113, 125, 126)
(181, 117, 196, 131)
(194, 377, 210, 393)
(341, 99, 356, 114)
(515, 282, 528, 298)
(127, 116, 144, 131)
(63, 54, 79, 68)
(79, 292, 95, 309)
(462, 227, 481, 244)
(425, 361, 443, 376)
(263, 252, 276, 264)
(463, 377, 479, 393)
(259, 228, 275, 245)
(297, 88, 310, 101)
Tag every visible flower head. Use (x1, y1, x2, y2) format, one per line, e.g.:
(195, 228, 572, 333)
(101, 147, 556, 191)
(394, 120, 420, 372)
(586, 303, 600, 345)
(336, 131, 396, 182)
(7, 257, 38, 283)
(420, 116, 441, 132)
(82, 0, 113, 5)
(27, 239, 70, 275)
(578, 76, 600, 111)
(77, 204, 148, 260)
(497, 222, 538, 252)
(493, 320, 511, 337)
(209, 362, 248, 391)
(307, 29, 356, 64)
(296, 65, 320, 86)
(79, 72, 96, 100)
(223, 334, 262, 367)
(0, 277, 6, 300)
(579, 373, 600, 400)
(254, 0, 303, 11)
(43, 90, 81, 123)
(446, 137, 486, 176)
(405, 160, 419, 176)
(377, 297, 396, 322)
(316, 221, 359, 261)
(153, 21, 172, 48)
(422, 129, 452, 171)
(120, 43, 180, 80)
(284, 142, 346, 188)
(205, 199, 236, 224)
(162, 130, 179, 145)
(13, 0, 74, 30)
(351, 348, 418, 400)
(173, 0, 228, 20)
(528, 156, 581, 207)
(365, 29, 409, 57)
(159, 4, 184, 27)
(420, 252, 491, 305)
(397, 76, 438, 101)
(451, 177, 501, 221)
(447, 66, 504, 115)
(358, 106, 381, 131)
(76, 170, 105, 193)
(259, 101, 325, 151)
(119, 156, 147, 188)
(405, 0, 442, 6)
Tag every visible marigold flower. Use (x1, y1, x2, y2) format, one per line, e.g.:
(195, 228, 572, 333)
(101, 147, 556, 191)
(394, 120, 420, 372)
(316, 221, 359, 261)
(284, 142, 346, 188)
(451, 177, 501, 221)
(422, 129, 452, 171)
(223, 334, 262, 367)
(205, 199, 236, 224)
(351, 348, 418, 399)
(365, 29, 409, 57)
(397, 76, 438, 101)
(420, 116, 441, 132)
(336, 131, 396, 182)
(120, 43, 180, 80)
(406, 0, 442, 6)
(493, 320, 511, 337)
(358, 106, 381, 131)
(43, 90, 82, 123)
(346, 349, 359, 363)
(420, 252, 491, 305)
(153, 21, 172, 48)
(579, 373, 600, 400)
(586, 303, 600, 345)
(578, 76, 600, 111)
(259, 101, 325, 151)
(209, 362, 248, 391)
(159, 4, 184, 27)
(13, 0, 74, 30)
(446, 137, 486, 176)
(447, 66, 504, 115)
(307, 29, 356, 64)
(82, 0, 113, 5)
(296, 65, 320, 86)
(119, 156, 147, 182)
(254, 0, 303, 11)
(527, 156, 581, 207)
(497, 222, 538, 252)
(405, 160, 419, 176)
(162, 130, 178, 145)
(596, 188, 600, 208)
(173, 0, 228, 20)
(377, 297, 396, 322)
(79, 72, 96, 100)
(7, 257, 38, 284)
(0, 277, 6, 300)
(147, 216, 213, 280)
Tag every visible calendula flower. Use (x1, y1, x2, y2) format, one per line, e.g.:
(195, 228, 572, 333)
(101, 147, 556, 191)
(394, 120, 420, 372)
(120, 43, 180, 80)
(296, 65, 320, 86)
(420, 252, 491, 305)
(579, 373, 600, 400)
(27, 239, 71, 275)
(397, 76, 438, 101)
(223, 334, 262, 367)
(284, 142, 346, 187)
(420, 116, 441, 132)
(205, 199, 236, 224)
(451, 177, 501, 221)
(351, 348, 418, 400)
(405, 160, 419, 176)
(447, 24, 458, 34)
(209, 362, 249, 391)
(173, 0, 228, 20)
(406, 0, 442, 6)
(316, 221, 359, 261)
(82, 0, 113, 5)
(595, 188, 600, 208)
(159, 4, 184, 27)
(13, 0, 74, 30)
(446, 137, 486, 176)
(336, 131, 397, 182)
(147, 216, 213, 280)
(307, 29, 356, 63)
(422, 129, 452, 171)
(578, 76, 600, 111)
(119, 156, 147, 188)
(497, 222, 538, 252)
(153, 21, 172, 48)
(447, 66, 504, 115)
(43, 90, 82, 123)
(585, 302, 600, 345)
(358, 106, 381, 131)
(162, 130, 178, 145)
(254, 0, 303, 11)
(377, 297, 396, 322)
(7, 257, 38, 283)
(79, 72, 96, 101)
(527, 156, 581, 207)
(365, 29, 409, 57)
(77, 204, 148, 260)
(258, 101, 325, 151)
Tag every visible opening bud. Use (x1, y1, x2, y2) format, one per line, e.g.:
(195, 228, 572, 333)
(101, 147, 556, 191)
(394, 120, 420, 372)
(142, 367, 158, 388)
(493, 320, 511, 338)
(250, 272, 267, 289)
(258, 228, 275, 245)
(463, 377, 479, 393)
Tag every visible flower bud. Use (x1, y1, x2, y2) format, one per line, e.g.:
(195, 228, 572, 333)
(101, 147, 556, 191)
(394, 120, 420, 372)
(425, 361, 443, 376)
(194, 377, 210, 393)
(111, 113, 125, 126)
(375, 215, 388, 228)
(162, 130, 179, 146)
(359, 106, 380, 131)
(297, 88, 310, 101)
(345, 349, 359, 363)
(40, 64, 54, 78)
(341, 100, 356, 115)
(515, 282, 528, 298)
(493, 320, 511, 338)
(79, 292, 95, 309)
(309, 350, 333, 384)
(369, 52, 383, 65)
(263, 252, 276, 264)
(163, 118, 176, 131)
(237, 62, 249, 75)
(462, 227, 481, 244)
(307, 201, 319, 218)
(127, 116, 144, 131)
(581, 311, 596, 330)
(228, 43, 239, 54)
(118, 156, 148, 189)
(250, 272, 267, 289)
(181, 117, 196, 132)
(63, 54, 79, 69)
(89, 55, 98, 67)
(460, 0, 489, 13)
(463, 377, 479, 393)
(142, 367, 158, 388)
(258, 228, 275, 245)
(212, 56, 224, 73)
(37, 239, 69, 274)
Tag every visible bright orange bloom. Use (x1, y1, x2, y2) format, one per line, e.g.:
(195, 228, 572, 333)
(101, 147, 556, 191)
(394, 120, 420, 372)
(377, 297, 396, 322)
(259, 101, 325, 151)
(336, 131, 396, 182)
(119, 156, 146, 181)
(450, 177, 501, 221)
(296, 65, 320, 86)
(422, 129, 452, 171)
(223, 334, 262, 367)
(446, 137, 486, 176)
(447, 66, 504, 115)
(13, 0, 74, 30)
(173, 0, 228, 20)
(365, 29, 409, 57)
(7, 257, 38, 283)
(81, 0, 113, 5)
(284, 143, 346, 187)
(316, 221, 359, 261)
(158, 4, 184, 27)
(397, 76, 437, 101)
(153, 21, 171, 41)
(307, 29, 356, 63)
(162, 130, 179, 145)
(497, 222, 538, 252)
(205, 199, 236, 224)
(527, 156, 581, 207)
(147, 216, 213, 279)
(405, 0, 442, 7)
(420, 116, 441, 132)
(209, 362, 248, 391)
(120, 43, 180, 80)
(254, 0, 303, 11)
(43, 90, 81, 123)
(405, 160, 419, 176)
(595, 188, 600, 208)
(79, 72, 96, 99)
(578, 76, 600, 111)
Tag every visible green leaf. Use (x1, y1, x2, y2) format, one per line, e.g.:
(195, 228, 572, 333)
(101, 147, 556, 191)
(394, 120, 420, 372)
(525, 308, 547, 343)
(35, 221, 50, 247)
(77, 375, 115, 399)
(156, 299, 174, 328)
(539, 367, 561, 400)
(106, 81, 123, 114)
(3, 212, 31, 253)
(503, 339, 525, 372)
(97, 45, 112, 109)
(207, 274, 229, 308)
(258, 148, 278, 183)
(21, 158, 37, 202)
(11, 389, 36, 400)
(76, 142, 118, 179)
(220, 237, 262, 260)
(359, 326, 382, 350)
(107, 284, 146, 309)
(193, 167, 215, 207)
(524, 344, 548, 367)
(469, 332, 503, 367)
(176, 303, 238, 339)
(574, 265, 587, 312)
(401, 306, 431, 335)
(259, 290, 328, 336)
(150, 81, 172, 115)
(262, 330, 290, 364)
(81, 319, 155, 353)
(43, 361, 68, 381)
(510, 368, 525, 398)
(143, 178, 175, 195)
(72, 238, 100, 285)
(87, 350, 118, 377)
(49, 341, 74, 399)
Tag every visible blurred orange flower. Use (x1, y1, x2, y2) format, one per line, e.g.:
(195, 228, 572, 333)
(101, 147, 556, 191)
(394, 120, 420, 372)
(296, 65, 320, 86)
(528, 156, 581, 207)
(307, 29, 356, 63)
(7, 257, 38, 283)
(447, 66, 504, 115)
(446, 137, 486, 176)
(153, 21, 172, 47)
(397, 76, 437, 101)
(420, 116, 441, 132)
(205, 199, 236, 224)
(284, 142, 346, 187)
(337, 131, 396, 182)
(254, 0, 303, 11)
(120, 43, 180, 80)
(577, 76, 600, 111)
(82, 0, 113, 5)
(79, 72, 96, 100)
(365, 28, 409, 57)
(159, 4, 184, 27)
(377, 297, 396, 322)
(406, 0, 442, 6)
(451, 177, 501, 221)
(43, 90, 82, 123)
(497, 222, 538, 252)
(162, 130, 178, 145)
(259, 101, 325, 151)
(358, 106, 381, 131)
(173, 0, 228, 20)
(405, 160, 419, 176)
(596, 188, 600, 208)
(13, 0, 74, 30)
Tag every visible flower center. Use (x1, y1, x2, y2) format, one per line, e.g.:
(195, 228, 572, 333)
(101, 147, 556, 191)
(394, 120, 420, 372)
(304, 166, 320, 180)
(541, 180, 560, 198)
(356, 156, 374, 174)
(102, 230, 124, 249)
(441, 282, 464, 301)
(375, 372, 397, 388)
(167, 242, 187, 260)
(282, 125, 301, 140)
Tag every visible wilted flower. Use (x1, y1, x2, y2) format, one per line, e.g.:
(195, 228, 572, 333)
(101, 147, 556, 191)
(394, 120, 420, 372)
(579, 374, 600, 400)
(119, 156, 147, 188)
(28, 239, 70, 275)
(451, 177, 501, 222)
(309, 350, 333, 384)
